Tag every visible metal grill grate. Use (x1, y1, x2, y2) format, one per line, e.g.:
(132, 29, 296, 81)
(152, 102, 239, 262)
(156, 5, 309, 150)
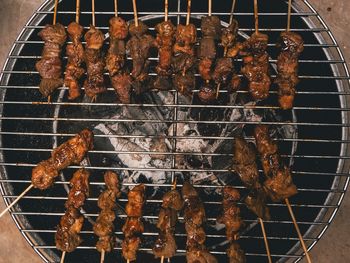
(0, 0, 350, 262)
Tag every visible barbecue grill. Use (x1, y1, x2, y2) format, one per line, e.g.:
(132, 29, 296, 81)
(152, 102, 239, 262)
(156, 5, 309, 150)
(0, 0, 349, 262)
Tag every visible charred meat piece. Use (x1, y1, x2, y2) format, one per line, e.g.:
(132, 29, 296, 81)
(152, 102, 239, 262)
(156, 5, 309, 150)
(213, 57, 233, 85)
(84, 26, 106, 98)
(153, 186, 183, 259)
(221, 19, 239, 51)
(106, 17, 128, 76)
(173, 24, 197, 56)
(254, 125, 298, 201)
(227, 242, 246, 263)
(111, 71, 132, 104)
(36, 23, 67, 97)
(65, 169, 90, 209)
(172, 53, 196, 74)
(245, 188, 271, 220)
(198, 83, 216, 103)
(187, 249, 218, 263)
(173, 71, 195, 96)
(93, 171, 121, 253)
(182, 181, 216, 262)
(233, 137, 260, 189)
(275, 31, 304, 109)
(241, 33, 271, 100)
(217, 186, 244, 241)
(127, 21, 155, 83)
(65, 22, 85, 100)
(55, 169, 90, 253)
(122, 184, 146, 261)
(32, 129, 93, 190)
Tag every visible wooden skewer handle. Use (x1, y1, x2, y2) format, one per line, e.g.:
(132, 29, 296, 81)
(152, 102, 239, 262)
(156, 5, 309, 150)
(0, 184, 33, 218)
(259, 218, 272, 263)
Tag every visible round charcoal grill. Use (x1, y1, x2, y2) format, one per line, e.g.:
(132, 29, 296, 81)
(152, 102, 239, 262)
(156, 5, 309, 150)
(0, 0, 350, 262)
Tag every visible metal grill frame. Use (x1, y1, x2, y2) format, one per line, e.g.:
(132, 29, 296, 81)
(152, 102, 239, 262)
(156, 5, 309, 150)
(0, 0, 349, 262)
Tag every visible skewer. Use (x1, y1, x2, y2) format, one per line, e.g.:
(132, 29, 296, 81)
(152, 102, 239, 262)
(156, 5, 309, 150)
(216, 0, 237, 98)
(76, 0, 80, 23)
(127, 260, 130, 263)
(60, 251, 66, 263)
(161, 256, 165, 263)
(100, 249, 105, 263)
(186, 0, 192, 26)
(92, 0, 96, 27)
(287, 0, 292, 31)
(53, 0, 59, 25)
(132, 0, 139, 27)
(285, 198, 312, 263)
(165, 0, 169, 21)
(254, 0, 259, 34)
(114, 0, 118, 17)
(0, 184, 33, 218)
(208, 0, 212, 17)
(259, 218, 272, 263)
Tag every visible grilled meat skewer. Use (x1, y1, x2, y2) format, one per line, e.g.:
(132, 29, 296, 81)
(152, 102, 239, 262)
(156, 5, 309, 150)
(182, 181, 217, 263)
(31, 129, 94, 190)
(64, 22, 85, 100)
(122, 184, 146, 262)
(93, 171, 121, 253)
(55, 169, 90, 252)
(153, 188, 184, 259)
(106, 17, 132, 103)
(36, 23, 67, 97)
(83, 26, 106, 99)
(254, 125, 298, 201)
(127, 21, 155, 95)
(275, 31, 304, 109)
(241, 33, 271, 100)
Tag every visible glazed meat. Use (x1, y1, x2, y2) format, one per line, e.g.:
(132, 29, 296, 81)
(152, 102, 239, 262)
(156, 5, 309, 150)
(221, 19, 239, 51)
(275, 31, 304, 109)
(182, 181, 217, 262)
(106, 17, 128, 76)
(233, 137, 260, 189)
(217, 186, 244, 241)
(254, 125, 298, 201)
(227, 242, 246, 263)
(65, 169, 90, 209)
(173, 24, 197, 56)
(245, 189, 271, 220)
(83, 26, 106, 98)
(111, 71, 132, 104)
(173, 71, 195, 96)
(36, 23, 67, 97)
(93, 171, 121, 253)
(55, 169, 90, 253)
(241, 33, 271, 100)
(172, 53, 196, 74)
(64, 22, 85, 100)
(31, 129, 94, 190)
(122, 184, 146, 261)
(198, 83, 216, 103)
(125, 184, 146, 217)
(153, 231, 177, 259)
(56, 206, 84, 253)
(187, 249, 218, 263)
(162, 189, 184, 211)
(212, 57, 233, 84)
(127, 21, 155, 83)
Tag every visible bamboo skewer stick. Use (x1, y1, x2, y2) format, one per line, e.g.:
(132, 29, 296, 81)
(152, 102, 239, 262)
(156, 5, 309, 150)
(208, 0, 212, 17)
(60, 251, 66, 263)
(287, 0, 292, 31)
(186, 0, 192, 26)
(285, 198, 312, 263)
(132, 0, 139, 27)
(254, 0, 259, 34)
(161, 256, 165, 263)
(0, 184, 34, 218)
(76, 0, 80, 23)
(259, 218, 272, 263)
(92, 0, 96, 27)
(53, 0, 59, 25)
(127, 260, 130, 263)
(165, 0, 169, 21)
(114, 0, 118, 17)
(100, 249, 105, 263)
(229, 0, 236, 25)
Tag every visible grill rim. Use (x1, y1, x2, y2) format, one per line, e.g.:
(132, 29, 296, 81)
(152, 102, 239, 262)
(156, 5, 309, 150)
(0, 0, 349, 262)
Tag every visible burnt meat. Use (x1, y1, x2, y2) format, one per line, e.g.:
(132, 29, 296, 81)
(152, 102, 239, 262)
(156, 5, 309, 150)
(111, 72, 132, 104)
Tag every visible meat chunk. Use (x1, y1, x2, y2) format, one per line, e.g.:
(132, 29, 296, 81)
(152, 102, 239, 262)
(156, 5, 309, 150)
(36, 23, 67, 97)
(65, 169, 90, 209)
(174, 24, 197, 56)
(213, 58, 233, 84)
(111, 72, 132, 104)
(198, 83, 216, 103)
(186, 249, 218, 263)
(153, 231, 177, 259)
(173, 71, 195, 96)
(122, 236, 141, 262)
(125, 184, 146, 217)
(227, 242, 246, 263)
(245, 189, 271, 220)
(162, 188, 184, 211)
